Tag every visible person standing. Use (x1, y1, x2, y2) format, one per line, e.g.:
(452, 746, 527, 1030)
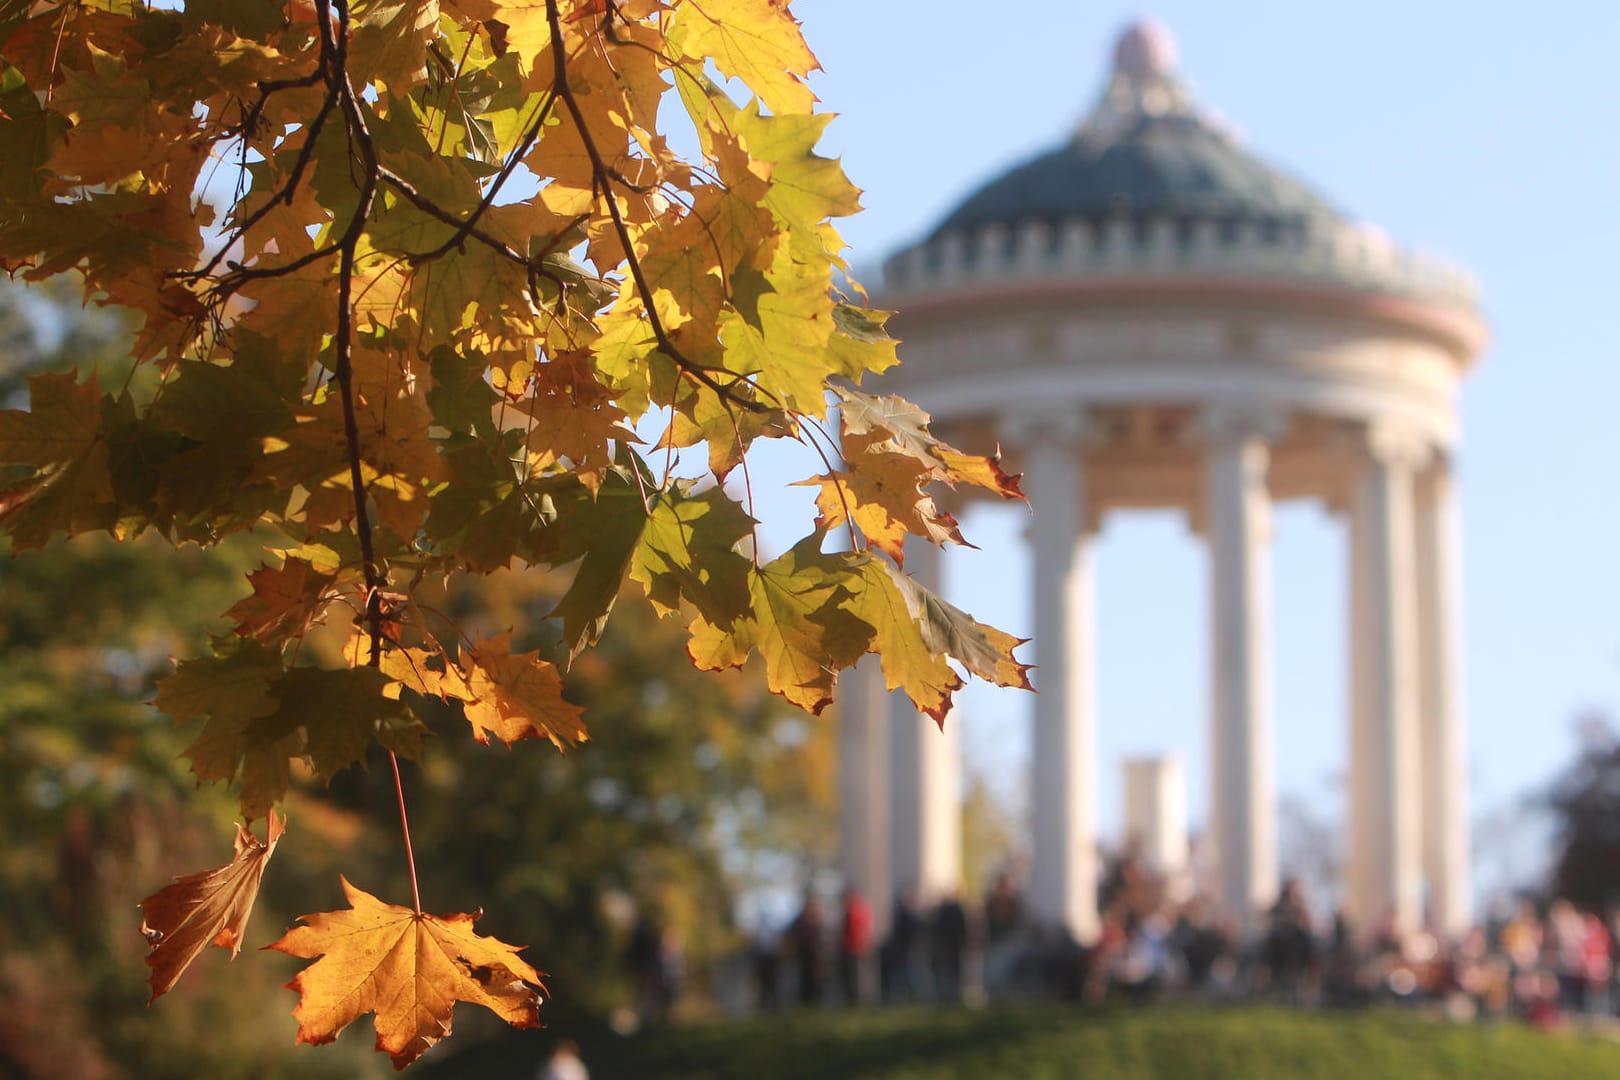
(789, 891, 825, 1006)
(930, 891, 969, 1003)
(839, 887, 874, 1005)
(536, 1039, 588, 1080)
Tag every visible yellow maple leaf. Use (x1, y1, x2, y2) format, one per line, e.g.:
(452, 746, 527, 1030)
(667, 0, 819, 116)
(803, 453, 967, 566)
(460, 630, 588, 747)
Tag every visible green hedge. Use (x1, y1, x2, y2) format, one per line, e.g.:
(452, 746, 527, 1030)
(421, 1004, 1620, 1079)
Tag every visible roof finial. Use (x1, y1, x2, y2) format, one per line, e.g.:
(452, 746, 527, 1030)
(1113, 17, 1178, 80)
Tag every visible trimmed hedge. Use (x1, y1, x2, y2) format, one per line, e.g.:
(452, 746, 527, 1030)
(422, 1004, 1620, 1079)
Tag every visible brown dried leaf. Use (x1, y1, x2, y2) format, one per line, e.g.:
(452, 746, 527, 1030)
(138, 810, 286, 1002)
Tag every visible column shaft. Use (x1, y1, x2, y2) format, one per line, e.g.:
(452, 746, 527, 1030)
(1207, 433, 1276, 929)
(889, 540, 962, 904)
(837, 655, 892, 938)
(1027, 439, 1099, 941)
(1416, 464, 1470, 938)
(1347, 445, 1424, 935)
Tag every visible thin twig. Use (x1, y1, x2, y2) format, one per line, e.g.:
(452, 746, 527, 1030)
(318, 0, 423, 914)
(542, 0, 766, 414)
(799, 415, 862, 555)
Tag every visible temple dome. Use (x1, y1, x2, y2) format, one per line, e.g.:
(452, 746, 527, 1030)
(931, 20, 1338, 238)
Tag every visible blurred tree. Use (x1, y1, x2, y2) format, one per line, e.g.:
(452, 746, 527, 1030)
(961, 775, 1022, 903)
(0, 272, 834, 1076)
(1276, 792, 1342, 919)
(0, 277, 391, 1079)
(307, 566, 835, 1025)
(1544, 712, 1620, 911)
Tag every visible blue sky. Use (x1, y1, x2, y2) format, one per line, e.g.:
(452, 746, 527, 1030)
(743, 1, 1620, 874)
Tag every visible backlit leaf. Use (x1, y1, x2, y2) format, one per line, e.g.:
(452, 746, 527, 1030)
(268, 877, 545, 1070)
(139, 811, 286, 1002)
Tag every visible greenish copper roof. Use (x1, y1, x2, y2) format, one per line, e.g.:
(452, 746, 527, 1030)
(931, 21, 1341, 239)
(935, 113, 1339, 238)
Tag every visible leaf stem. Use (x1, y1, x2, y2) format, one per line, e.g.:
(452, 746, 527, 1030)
(389, 751, 423, 915)
(319, 0, 423, 914)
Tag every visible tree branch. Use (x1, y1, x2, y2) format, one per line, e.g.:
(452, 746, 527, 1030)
(542, 0, 766, 414)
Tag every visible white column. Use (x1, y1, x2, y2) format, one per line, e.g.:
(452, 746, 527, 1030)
(837, 655, 892, 939)
(1026, 420, 1099, 942)
(1204, 418, 1277, 930)
(1122, 756, 1190, 898)
(1346, 426, 1426, 936)
(889, 539, 962, 905)
(1416, 460, 1470, 938)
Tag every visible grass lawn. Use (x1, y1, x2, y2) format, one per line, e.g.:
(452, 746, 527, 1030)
(419, 1003, 1620, 1079)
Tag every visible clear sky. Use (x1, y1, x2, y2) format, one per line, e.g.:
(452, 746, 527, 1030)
(745, 1, 1620, 878)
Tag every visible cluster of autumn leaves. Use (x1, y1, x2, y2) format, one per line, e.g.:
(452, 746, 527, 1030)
(0, 0, 1030, 1068)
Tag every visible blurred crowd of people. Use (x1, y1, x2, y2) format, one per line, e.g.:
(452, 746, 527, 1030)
(742, 855, 1620, 1030)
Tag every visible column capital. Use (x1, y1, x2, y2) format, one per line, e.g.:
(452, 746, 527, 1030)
(1416, 448, 1458, 491)
(1357, 420, 1435, 470)
(1191, 403, 1288, 446)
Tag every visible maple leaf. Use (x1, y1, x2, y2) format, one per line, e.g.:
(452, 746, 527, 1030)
(892, 570, 1035, 694)
(155, 642, 296, 820)
(268, 877, 545, 1070)
(223, 557, 340, 644)
(689, 534, 871, 714)
(803, 454, 968, 565)
(460, 630, 587, 748)
(0, 0, 1040, 1062)
(348, 0, 441, 94)
(840, 553, 962, 724)
(834, 385, 1027, 502)
(932, 445, 1026, 501)
(0, 370, 102, 468)
(629, 483, 754, 626)
(538, 469, 650, 659)
(139, 810, 286, 1002)
(667, 0, 819, 116)
(253, 667, 430, 779)
(508, 389, 637, 492)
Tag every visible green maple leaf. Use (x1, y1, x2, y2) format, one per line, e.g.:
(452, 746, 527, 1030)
(827, 303, 900, 384)
(251, 667, 427, 779)
(733, 102, 862, 243)
(689, 534, 870, 715)
(540, 468, 650, 661)
(154, 641, 289, 820)
(892, 568, 1033, 693)
(153, 357, 295, 445)
(629, 482, 754, 627)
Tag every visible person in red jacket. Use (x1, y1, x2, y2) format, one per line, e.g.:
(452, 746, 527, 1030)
(840, 887, 874, 1005)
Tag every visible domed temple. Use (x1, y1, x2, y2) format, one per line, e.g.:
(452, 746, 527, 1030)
(836, 20, 1486, 944)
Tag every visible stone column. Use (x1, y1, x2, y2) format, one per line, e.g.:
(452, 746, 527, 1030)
(1122, 756, 1190, 899)
(837, 655, 892, 941)
(1202, 412, 1278, 930)
(1026, 415, 1100, 942)
(1346, 425, 1426, 936)
(889, 539, 962, 907)
(1415, 459, 1470, 938)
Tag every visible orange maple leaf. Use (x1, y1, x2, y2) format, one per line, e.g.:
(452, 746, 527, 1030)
(223, 557, 337, 643)
(460, 631, 588, 748)
(268, 878, 545, 1070)
(139, 809, 286, 1002)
